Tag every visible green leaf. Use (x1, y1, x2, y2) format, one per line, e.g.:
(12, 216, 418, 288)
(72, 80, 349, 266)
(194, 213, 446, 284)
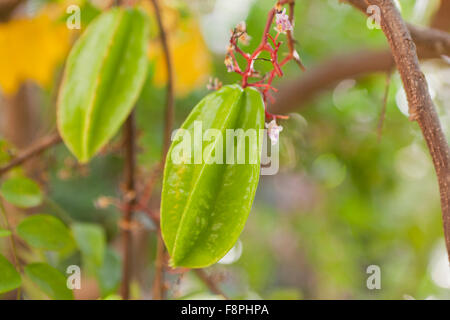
(0, 253, 21, 294)
(0, 229, 11, 237)
(24, 263, 73, 300)
(72, 223, 106, 266)
(57, 7, 150, 163)
(97, 248, 122, 298)
(0, 177, 42, 208)
(161, 85, 265, 268)
(17, 214, 74, 251)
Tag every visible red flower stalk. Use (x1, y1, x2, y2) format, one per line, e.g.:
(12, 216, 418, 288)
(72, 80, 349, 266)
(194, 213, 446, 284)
(224, 0, 305, 120)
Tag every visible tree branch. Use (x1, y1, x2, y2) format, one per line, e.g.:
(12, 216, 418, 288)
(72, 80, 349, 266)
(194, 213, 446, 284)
(150, 0, 174, 159)
(120, 112, 137, 300)
(270, 15, 450, 113)
(148, 0, 175, 300)
(363, 0, 450, 259)
(0, 132, 61, 177)
(0, 0, 24, 22)
(431, 0, 450, 32)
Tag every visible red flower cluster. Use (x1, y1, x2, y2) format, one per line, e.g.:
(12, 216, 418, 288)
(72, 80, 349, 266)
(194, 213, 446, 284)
(224, 0, 305, 120)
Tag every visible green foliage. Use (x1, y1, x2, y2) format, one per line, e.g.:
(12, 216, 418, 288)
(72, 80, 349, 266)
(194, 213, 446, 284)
(72, 223, 106, 267)
(48, 154, 122, 230)
(57, 7, 150, 162)
(0, 254, 21, 294)
(24, 263, 73, 300)
(0, 229, 11, 238)
(0, 177, 42, 208)
(17, 214, 74, 251)
(161, 85, 265, 268)
(97, 248, 122, 298)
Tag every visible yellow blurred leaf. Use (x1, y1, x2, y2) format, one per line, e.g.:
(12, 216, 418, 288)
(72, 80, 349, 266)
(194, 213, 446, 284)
(148, 6, 211, 96)
(0, 12, 70, 95)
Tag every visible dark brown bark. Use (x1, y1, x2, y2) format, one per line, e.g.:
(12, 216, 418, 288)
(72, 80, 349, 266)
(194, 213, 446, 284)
(364, 0, 450, 259)
(120, 112, 137, 300)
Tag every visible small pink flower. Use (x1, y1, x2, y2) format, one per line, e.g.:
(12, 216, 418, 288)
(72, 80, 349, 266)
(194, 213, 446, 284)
(224, 55, 234, 72)
(265, 119, 283, 145)
(206, 77, 223, 91)
(233, 21, 251, 45)
(238, 32, 251, 46)
(235, 21, 247, 34)
(275, 8, 293, 34)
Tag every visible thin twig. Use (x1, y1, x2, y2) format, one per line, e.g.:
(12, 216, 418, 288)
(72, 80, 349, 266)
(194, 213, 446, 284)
(194, 269, 229, 299)
(285, 0, 306, 71)
(364, 0, 450, 259)
(0, 0, 24, 22)
(431, 0, 450, 31)
(150, 0, 174, 159)
(148, 0, 175, 300)
(0, 132, 61, 177)
(120, 112, 137, 300)
(377, 70, 392, 142)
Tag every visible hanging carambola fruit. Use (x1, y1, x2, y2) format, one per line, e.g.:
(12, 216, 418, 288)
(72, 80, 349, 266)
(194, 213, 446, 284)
(161, 85, 265, 268)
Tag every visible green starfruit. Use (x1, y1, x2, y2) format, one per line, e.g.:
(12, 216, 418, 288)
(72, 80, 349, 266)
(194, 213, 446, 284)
(57, 7, 149, 163)
(161, 84, 265, 268)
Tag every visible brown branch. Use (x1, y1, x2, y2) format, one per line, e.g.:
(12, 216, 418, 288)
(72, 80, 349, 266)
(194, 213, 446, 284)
(147, 0, 175, 300)
(269, 49, 394, 113)
(364, 0, 450, 259)
(269, 22, 450, 113)
(120, 112, 137, 300)
(0, 0, 24, 22)
(345, 0, 450, 57)
(150, 0, 174, 160)
(0, 132, 61, 177)
(193, 269, 229, 299)
(431, 0, 450, 31)
(346, 0, 450, 47)
(285, 0, 306, 71)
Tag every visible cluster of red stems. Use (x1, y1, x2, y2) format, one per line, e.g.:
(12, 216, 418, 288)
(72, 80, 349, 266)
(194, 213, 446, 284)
(222, 1, 305, 120)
